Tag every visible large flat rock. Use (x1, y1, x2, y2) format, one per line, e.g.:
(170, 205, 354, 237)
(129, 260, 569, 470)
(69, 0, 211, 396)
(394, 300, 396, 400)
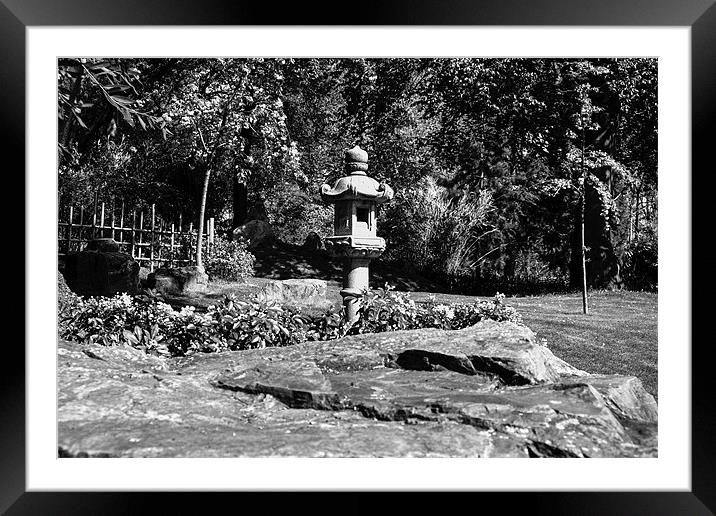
(58, 321, 657, 458)
(254, 278, 330, 308)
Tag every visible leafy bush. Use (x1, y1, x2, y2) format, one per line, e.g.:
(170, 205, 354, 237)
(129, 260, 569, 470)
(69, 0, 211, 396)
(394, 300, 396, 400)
(621, 233, 657, 291)
(174, 233, 255, 281)
(356, 285, 521, 334)
(59, 285, 522, 357)
(60, 292, 303, 356)
(204, 236, 255, 281)
(264, 184, 333, 245)
(205, 295, 309, 351)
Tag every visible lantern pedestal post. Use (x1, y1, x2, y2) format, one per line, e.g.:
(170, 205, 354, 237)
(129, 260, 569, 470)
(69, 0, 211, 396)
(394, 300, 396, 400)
(320, 146, 394, 325)
(342, 256, 370, 322)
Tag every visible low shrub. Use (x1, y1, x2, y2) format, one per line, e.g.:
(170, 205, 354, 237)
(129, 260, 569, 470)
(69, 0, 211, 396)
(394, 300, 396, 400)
(173, 233, 255, 281)
(203, 295, 309, 352)
(356, 285, 521, 334)
(59, 285, 522, 357)
(59, 292, 305, 356)
(204, 236, 255, 281)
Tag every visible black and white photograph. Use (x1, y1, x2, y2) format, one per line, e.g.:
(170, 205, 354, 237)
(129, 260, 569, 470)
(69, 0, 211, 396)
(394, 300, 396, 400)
(4, 1, 708, 509)
(55, 56, 659, 459)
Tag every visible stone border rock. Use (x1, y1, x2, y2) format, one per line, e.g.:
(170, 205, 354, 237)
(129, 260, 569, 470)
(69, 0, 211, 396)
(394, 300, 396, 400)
(58, 320, 657, 458)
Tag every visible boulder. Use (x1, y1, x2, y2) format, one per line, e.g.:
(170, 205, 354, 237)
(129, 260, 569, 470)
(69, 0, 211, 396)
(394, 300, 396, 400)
(58, 320, 657, 458)
(254, 278, 329, 307)
(138, 267, 151, 289)
(302, 231, 323, 251)
(148, 266, 208, 295)
(63, 250, 139, 297)
(58, 271, 78, 313)
(84, 238, 121, 253)
(232, 220, 273, 249)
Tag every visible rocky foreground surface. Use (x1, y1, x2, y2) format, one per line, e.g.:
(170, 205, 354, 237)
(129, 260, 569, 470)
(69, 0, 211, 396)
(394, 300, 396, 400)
(58, 321, 657, 458)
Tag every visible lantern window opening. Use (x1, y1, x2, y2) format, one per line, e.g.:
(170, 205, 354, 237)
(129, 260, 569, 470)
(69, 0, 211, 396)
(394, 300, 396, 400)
(357, 206, 370, 227)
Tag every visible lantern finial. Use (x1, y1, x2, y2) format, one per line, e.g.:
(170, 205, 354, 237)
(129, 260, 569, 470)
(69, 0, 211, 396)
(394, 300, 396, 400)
(345, 145, 369, 175)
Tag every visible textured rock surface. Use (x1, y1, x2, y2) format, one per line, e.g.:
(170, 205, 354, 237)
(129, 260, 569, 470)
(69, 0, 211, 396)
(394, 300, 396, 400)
(58, 272, 78, 313)
(63, 250, 139, 297)
(138, 267, 151, 289)
(84, 238, 121, 253)
(232, 220, 274, 249)
(148, 266, 208, 295)
(254, 278, 329, 308)
(302, 231, 323, 251)
(58, 321, 657, 458)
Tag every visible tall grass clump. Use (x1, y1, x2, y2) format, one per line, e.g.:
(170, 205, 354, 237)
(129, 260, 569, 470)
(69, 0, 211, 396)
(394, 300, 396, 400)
(382, 176, 494, 281)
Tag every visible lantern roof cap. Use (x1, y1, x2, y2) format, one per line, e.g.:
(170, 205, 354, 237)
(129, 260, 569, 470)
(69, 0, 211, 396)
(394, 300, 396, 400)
(320, 146, 394, 204)
(320, 175, 394, 204)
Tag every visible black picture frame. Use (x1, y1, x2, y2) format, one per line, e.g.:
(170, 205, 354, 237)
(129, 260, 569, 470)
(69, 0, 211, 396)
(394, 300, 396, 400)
(5, 0, 712, 513)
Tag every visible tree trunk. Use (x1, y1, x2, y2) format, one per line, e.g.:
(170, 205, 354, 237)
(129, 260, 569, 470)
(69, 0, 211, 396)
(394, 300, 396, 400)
(233, 125, 253, 231)
(232, 176, 248, 229)
(580, 125, 589, 315)
(196, 166, 212, 269)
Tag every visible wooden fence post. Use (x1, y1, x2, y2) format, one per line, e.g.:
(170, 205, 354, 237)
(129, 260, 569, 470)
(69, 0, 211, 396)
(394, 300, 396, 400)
(119, 201, 125, 250)
(110, 198, 116, 241)
(130, 210, 137, 259)
(91, 202, 97, 240)
(79, 206, 84, 247)
(157, 219, 163, 269)
(138, 210, 145, 264)
(150, 204, 156, 272)
(209, 217, 215, 254)
(66, 206, 73, 253)
(170, 223, 175, 268)
(100, 202, 105, 238)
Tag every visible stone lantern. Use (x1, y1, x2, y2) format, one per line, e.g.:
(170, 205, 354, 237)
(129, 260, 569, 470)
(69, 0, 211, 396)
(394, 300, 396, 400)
(321, 146, 394, 323)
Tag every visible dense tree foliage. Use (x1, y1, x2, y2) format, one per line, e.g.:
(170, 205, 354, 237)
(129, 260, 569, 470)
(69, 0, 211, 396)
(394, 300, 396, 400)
(58, 57, 658, 292)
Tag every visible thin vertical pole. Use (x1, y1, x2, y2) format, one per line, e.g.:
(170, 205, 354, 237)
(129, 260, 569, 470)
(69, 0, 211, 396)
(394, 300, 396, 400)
(119, 201, 125, 249)
(130, 210, 137, 259)
(156, 219, 163, 269)
(150, 204, 156, 272)
(79, 206, 85, 248)
(139, 209, 145, 265)
(188, 222, 194, 265)
(209, 217, 215, 254)
(110, 197, 115, 241)
(188, 222, 193, 265)
(100, 202, 105, 238)
(580, 116, 589, 316)
(92, 199, 97, 240)
(170, 223, 175, 268)
(205, 218, 209, 257)
(66, 205, 73, 253)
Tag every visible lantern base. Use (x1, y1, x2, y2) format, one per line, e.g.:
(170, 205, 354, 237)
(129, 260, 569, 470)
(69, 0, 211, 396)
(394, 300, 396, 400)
(325, 235, 386, 258)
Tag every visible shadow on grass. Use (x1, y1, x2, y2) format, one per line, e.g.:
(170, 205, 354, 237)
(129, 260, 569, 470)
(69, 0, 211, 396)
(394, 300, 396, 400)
(251, 240, 444, 292)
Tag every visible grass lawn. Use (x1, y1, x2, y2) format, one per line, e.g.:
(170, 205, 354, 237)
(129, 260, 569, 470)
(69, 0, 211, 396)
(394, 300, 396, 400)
(409, 289, 658, 399)
(509, 291, 657, 399)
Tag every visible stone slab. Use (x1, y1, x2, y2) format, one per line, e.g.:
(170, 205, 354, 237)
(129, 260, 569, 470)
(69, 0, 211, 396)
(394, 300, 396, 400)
(58, 320, 657, 458)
